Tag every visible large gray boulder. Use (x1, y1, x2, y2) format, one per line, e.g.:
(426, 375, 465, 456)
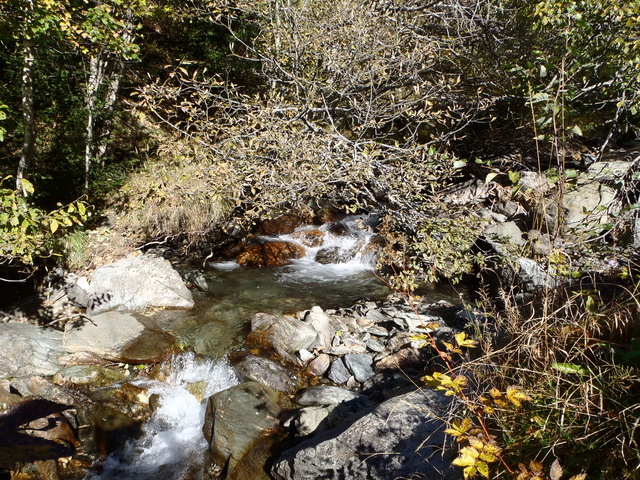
(63, 311, 176, 363)
(272, 388, 459, 480)
(246, 315, 318, 358)
(0, 323, 65, 378)
(203, 382, 285, 480)
(87, 254, 194, 314)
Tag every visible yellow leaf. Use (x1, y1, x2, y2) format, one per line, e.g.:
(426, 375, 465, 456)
(453, 452, 478, 467)
(467, 436, 484, 450)
(506, 386, 532, 408)
(455, 332, 478, 348)
(50, 219, 59, 234)
(476, 460, 490, 478)
(568, 474, 587, 480)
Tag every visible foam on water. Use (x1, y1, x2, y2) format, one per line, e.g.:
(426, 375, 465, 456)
(86, 352, 239, 480)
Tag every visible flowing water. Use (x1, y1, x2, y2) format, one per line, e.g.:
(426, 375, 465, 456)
(86, 353, 239, 480)
(86, 215, 465, 479)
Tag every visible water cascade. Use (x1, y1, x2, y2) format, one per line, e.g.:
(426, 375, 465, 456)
(87, 353, 239, 480)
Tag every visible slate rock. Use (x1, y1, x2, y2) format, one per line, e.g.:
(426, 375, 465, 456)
(295, 386, 364, 406)
(233, 355, 301, 394)
(327, 358, 351, 384)
(0, 323, 65, 378)
(63, 311, 176, 363)
(203, 382, 284, 480)
(344, 353, 375, 382)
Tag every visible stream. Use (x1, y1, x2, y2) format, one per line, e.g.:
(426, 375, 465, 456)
(85, 215, 465, 480)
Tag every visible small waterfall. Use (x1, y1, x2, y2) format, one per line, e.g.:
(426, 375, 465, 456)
(87, 353, 239, 480)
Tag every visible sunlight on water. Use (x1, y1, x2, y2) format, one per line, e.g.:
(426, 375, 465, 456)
(86, 353, 239, 480)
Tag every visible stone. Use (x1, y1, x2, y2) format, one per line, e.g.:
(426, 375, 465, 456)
(517, 257, 558, 289)
(203, 382, 284, 480)
(327, 358, 351, 384)
(295, 386, 364, 406)
(483, 221, 525, 248)
(375, 347, 430, 372)
(272, 388, 457, 480)
(562, 182, 616, 229)
(53, 365, 127, 387)
(63, 311, 176, 363)
(87, 254, 194, 314)
(292, 406, 334, 436)
(233, 355, 301, 394)
(298, 349, 315, 363)
(236, 242, 306, 267)
(587, 160, 632, 181)
(66, 276, 90, 307)
(251, 312, 281, 331)
(246, 316, 318, 358)
(344, 353, 375, 382)
(0, 323, 65, 378)
(184, 270, 209, 292)
(305, 306, 335, 349)
(305, 354, 331, 376)
(315, 246, 353, 264)
(365, 338, 385, 353)
(258, 214, 302, 235)
(291, 229, 325, 247)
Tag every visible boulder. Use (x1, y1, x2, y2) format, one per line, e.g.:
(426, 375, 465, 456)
(291, 229, 325, 247)
(0, 323, 65, 378)
(237, 242, 306, 268)
(203, 382, 285, 480)
(87, 254, 194, 314)
(271, 388, 457, 480)
(257, 214, 302, 235)
(327, 358, 351, 384)
(63, 311, 176, 363)
(233, 355, 302, 394)
(563, 182, 616, 230)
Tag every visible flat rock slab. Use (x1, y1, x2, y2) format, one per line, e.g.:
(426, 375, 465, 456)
(272, 388, 459, 480)
(63, 311, 176, 363)
(87, 254, 194, 314)
(0, 323, 65, 378)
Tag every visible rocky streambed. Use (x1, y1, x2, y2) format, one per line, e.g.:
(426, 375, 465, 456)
(2, 153, 639, 480)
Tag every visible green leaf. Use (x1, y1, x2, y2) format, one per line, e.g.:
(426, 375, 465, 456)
(552, 362, 589, 376)
(508, 171, 520, 184)
(453, 160, 467, 169)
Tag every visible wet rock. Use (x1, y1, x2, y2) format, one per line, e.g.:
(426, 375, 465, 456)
(344, 353, 374, 382)
(203, 382, 285, 480)
(63, 312, 176, 363)
(251, 313, 280, 331)
(53, 365, 127, 387)
(315, 246, 353, 264)
(272, 388, 457, 480)
(93, 406, 143, 455)
(295, 386, 364, 406)
(87, 254, 194, 314)
(0, 323, 65, 378)
(291, 229, 325, 247)
(246, 315, 318, 358)
(305, 354, 331, 376)
(237, 242, 306, 268)
(327, 358, 351, 384)
(257, 214, 303, 235)
(184, 270, 209, 292)
(233, 355, 301, 394)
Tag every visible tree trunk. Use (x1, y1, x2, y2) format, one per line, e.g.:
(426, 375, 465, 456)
(84, 53, 106, 192)
(16, 22, 35, 195)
